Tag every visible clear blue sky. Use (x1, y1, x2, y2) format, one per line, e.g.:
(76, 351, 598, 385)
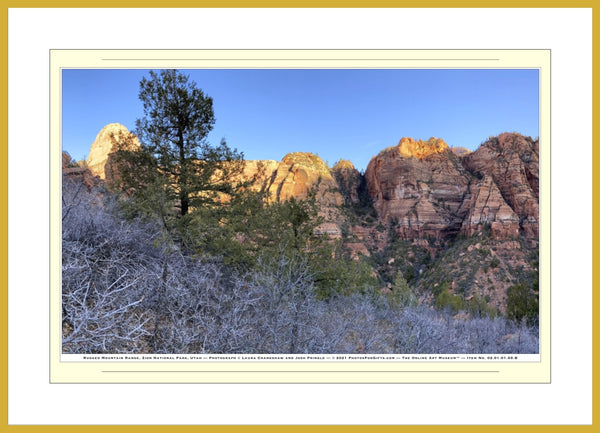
(62, 68, 539, 172)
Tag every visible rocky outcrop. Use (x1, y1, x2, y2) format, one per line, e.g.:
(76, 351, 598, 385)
(241, 152, 345, 238)
(463, 133, 539, 238)
(86, 123, 139, 180)
(62, 151, 96, 188)
(85, 124, 345, 231)
(62, 151, 72, 170)
(332, 159, 362, 204)
(396, 137, 449, 159)
(270, 152, 343, 207)
(241, 152, 343, 206)
(363, 134, 539, 241)
(459, 175, 520, 239)
(364, 137, 471, 240)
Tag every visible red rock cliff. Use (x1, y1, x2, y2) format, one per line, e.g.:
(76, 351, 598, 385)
(462, 133, 539, 238)
(364, 137, 471, 239)
(364, 134, 539, 241)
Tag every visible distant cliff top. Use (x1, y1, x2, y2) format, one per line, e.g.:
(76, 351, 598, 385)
(282, 152, 331, 176)
(379, 137, 450, 160)
(332, 159, 356, 171)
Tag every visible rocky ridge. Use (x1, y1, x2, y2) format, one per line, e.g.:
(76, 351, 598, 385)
(79, 123, 539, 247)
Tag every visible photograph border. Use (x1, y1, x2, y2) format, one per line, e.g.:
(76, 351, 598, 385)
(4, 4, 597, 429)
(50, 49, 550, 384)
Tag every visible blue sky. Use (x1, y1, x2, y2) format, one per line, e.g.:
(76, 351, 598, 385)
(62, 68, 539, 172)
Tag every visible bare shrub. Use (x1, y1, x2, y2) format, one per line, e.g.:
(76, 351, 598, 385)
(62, 176, 161, 353)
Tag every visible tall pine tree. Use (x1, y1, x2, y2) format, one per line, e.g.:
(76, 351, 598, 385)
(112, 70, 249, 239)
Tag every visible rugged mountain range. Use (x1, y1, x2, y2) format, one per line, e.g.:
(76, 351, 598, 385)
(71, 123, 540, 314)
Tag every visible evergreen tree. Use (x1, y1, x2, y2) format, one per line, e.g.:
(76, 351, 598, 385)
(506, 282, 539, 325)
(389, 271, 416, 307)
(112, 69, 249, 233)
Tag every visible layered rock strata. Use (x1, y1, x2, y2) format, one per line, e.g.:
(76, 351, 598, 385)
(364, 134, 539, 241)
(462, 133, 539, 238)
(364, 137, 472, 240)
(459, 175, 521, 239)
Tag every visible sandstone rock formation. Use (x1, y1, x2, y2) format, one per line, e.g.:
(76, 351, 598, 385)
(332, 159, 362, 204)
(86, 123, 139, 180)
(241, 152, 345, 238)
(396, 137, 449, 159)
(364, 137, 471, 239)
(271, 152, 343, 206)
(361, 133, 539, 310)
(364, 134, 539, 241)
(459, 175, 520, 239)
(85, 124, 345, 234)
(241, 152, 343, 205)
(463, 133, 539, 238)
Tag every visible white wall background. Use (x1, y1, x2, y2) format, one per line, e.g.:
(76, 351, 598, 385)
(8, 8, 592, 425)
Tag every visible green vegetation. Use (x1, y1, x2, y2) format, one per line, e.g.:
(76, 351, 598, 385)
(434, 289, 464, 314)
(370, 228, 431, 287)
(388, 271, 417, 307)
(466, 293, 498, 319)
(506, 281, 539, 325)
(116, 70, 248, 217)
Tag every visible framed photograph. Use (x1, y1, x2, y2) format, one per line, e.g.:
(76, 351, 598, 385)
(51, 49, 550, 384)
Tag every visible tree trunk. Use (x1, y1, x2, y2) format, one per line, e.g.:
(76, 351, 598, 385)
(177, 128, 189, 216)
(180, 193, 189, 216)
